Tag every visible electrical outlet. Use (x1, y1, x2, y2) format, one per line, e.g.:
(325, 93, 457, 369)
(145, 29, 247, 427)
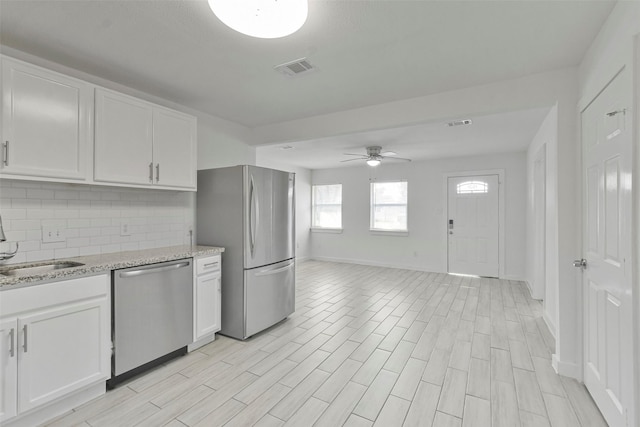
(120, 223, 132, 236)
(42, 225, 66, 243)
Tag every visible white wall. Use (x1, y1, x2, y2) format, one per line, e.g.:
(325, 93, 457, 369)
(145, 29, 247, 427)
(254, 156, 311, 261)
(577, 1, 640, 422)
(197, 113, 256, 170)
(310, 152, 526, 278)
(526, 106, 558, 336)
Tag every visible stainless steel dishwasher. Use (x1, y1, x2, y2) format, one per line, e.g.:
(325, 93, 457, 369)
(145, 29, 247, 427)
(110, 258, 192, 386)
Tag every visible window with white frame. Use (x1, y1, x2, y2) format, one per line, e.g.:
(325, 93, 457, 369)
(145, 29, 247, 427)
(370, 181, 408, 231)
(312, 184, 342, 229)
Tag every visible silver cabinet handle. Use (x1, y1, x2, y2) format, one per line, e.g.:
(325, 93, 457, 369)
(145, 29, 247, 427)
(119, 261, 190, 278)
(9, 328, 15, 357)
(203, 262, 219, 267)
(149, 162, 153, 182)
(156, 163, 160, 182)
(22, 325, 27, 353)
(3, 141, 8, 166)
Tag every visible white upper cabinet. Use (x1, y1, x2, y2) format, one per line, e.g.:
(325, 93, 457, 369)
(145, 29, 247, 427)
(94, 88, 154, 185)
(0, 55, 197, 191)
(95, 88, 197, 190)
(152, 107, 197, 189)
(1, 57, 91, 181)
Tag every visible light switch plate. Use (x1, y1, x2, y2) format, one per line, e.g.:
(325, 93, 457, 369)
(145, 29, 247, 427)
(42, 225, 66, 243)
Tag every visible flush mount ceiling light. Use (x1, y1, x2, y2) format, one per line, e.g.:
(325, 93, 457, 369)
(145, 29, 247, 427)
(208, 0, 308, 39)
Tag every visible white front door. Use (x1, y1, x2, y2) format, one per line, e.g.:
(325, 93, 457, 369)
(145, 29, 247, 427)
(447, 174, 499, 277)
(581, 68, 633, 427)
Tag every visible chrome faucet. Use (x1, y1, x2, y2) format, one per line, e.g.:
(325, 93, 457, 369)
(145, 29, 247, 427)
(0, 214, 19, 260)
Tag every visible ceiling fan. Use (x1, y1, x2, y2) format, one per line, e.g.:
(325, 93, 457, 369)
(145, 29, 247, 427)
(341, 146, 411, 167)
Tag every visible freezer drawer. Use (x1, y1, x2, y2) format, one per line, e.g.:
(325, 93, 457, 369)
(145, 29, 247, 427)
(244, 259, 295, 338)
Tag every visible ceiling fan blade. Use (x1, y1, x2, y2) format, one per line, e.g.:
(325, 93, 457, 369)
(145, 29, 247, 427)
(381, 151, 397, 156)
(343, 153, 367, 156)
(381, 156, 411, 162)
(340, 158, 366, 162)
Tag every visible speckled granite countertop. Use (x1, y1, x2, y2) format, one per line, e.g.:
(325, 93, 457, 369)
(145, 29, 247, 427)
(0, 245, 224, 289)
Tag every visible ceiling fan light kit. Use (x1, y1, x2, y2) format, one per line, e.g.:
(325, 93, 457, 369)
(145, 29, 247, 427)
(341, 146, 412, 167)
(208, 0, 308, 39)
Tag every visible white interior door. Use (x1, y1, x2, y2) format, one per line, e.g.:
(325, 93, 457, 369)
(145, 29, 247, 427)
(581, 68, 633, 427)
(447, 174, 499, 277)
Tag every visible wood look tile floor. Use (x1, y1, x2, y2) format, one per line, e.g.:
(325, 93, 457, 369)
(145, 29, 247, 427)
(47, 261, 608, 427)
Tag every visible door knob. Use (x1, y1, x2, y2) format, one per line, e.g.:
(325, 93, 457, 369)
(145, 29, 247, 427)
(573, 259, 587, 268)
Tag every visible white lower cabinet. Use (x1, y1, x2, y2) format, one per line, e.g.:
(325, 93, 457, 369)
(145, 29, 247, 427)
(193, 255, 222, 344)
(0, 318, 18, 421)
(0, 274, 110, 425)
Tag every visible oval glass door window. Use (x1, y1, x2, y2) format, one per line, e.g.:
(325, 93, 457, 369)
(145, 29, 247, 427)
(456, 181, 488, 194)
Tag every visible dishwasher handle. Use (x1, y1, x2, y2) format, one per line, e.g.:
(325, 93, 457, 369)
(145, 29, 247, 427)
(118, 261, 190, 278)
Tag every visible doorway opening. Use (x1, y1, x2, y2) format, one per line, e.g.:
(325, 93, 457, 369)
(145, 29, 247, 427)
(531, 144, 546, 300)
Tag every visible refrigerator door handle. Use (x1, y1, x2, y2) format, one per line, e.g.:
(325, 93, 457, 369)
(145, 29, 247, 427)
(249, 174, 256, 257)
(255, 176, 260, 253)
(255, 260, 295, 277)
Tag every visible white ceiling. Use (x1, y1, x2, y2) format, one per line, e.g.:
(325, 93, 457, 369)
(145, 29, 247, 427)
(0, 1, 614, 170)
(0, 0, 614, 129)
(256, 106, 552, 169)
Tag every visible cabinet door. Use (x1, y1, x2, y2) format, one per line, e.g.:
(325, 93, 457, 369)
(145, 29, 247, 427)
(195, 274, 221, 340)
(152, 107, 197, 189)
(1, 58, 90, 180)
(94, 88, 153, 185)
(17, 298, 109, 413)
(0, 318, 18, 423)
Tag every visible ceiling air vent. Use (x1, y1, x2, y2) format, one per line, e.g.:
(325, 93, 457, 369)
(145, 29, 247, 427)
(275, 58, 316, 77)
(447, 119, 473, 127)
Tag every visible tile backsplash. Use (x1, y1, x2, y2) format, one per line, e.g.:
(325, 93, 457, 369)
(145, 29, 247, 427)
(0, 179, 195, 265)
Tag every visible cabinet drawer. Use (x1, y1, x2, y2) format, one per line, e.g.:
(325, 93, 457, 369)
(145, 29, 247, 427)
(196, 255, 221, 276)
(0, 274, 108, 317)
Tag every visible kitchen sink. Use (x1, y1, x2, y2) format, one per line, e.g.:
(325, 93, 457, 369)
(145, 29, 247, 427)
(0, 261, 85, 277)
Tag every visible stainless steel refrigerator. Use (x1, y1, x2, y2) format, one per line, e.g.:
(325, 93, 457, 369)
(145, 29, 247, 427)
(196, 165, 295, 340)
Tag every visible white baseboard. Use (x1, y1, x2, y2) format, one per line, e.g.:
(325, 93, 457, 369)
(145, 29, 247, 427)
(188, 333, 217, 352)
(543, 310, 556, 338)
(501, 274, 527, 282)
(6, 382, 105, 427)
(309, 256, 444, 273)
(310, 256, 528, 281)
(523, 279, 535, 297)
(296, 256, 309, 263)
(552, 353, 582, 380)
